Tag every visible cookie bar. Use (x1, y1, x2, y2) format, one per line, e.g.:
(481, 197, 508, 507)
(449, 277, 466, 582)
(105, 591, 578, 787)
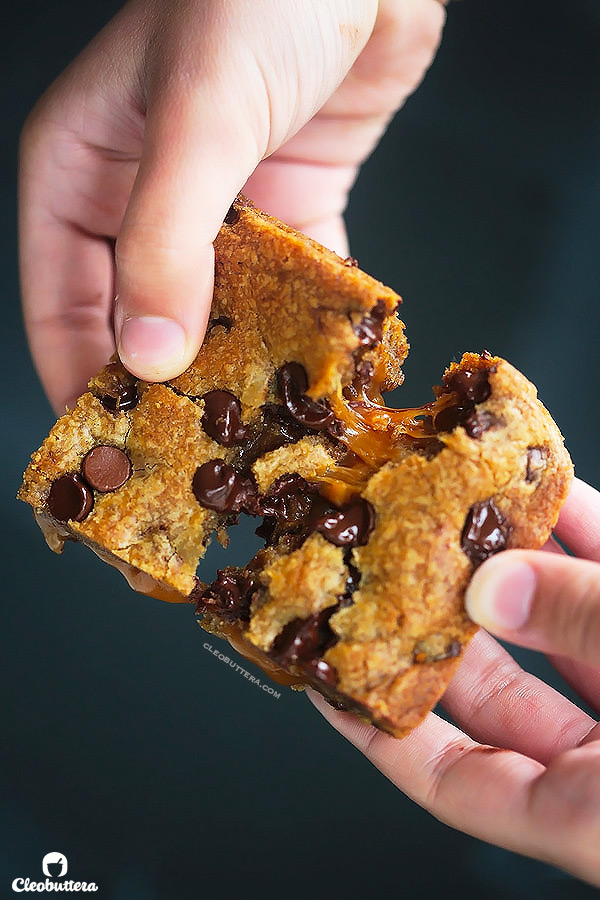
(19, 196, 573, 737)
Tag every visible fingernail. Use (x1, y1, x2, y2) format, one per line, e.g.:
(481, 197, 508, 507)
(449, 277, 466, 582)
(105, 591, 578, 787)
(465, 557, 537, 631)
(117, 315, 187, 379)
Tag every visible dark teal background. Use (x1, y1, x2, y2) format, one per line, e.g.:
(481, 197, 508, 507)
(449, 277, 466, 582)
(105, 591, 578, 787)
(3, 1, 600, 897)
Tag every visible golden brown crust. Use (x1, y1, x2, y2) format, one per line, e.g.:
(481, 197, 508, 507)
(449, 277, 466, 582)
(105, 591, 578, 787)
(19, 195, 573, 738)
(320, 357, 572, 735)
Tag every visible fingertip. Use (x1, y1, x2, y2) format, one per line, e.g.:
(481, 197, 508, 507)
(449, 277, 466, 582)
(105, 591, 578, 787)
(465, 553, 537, 632)
(117, 314, 195, 381)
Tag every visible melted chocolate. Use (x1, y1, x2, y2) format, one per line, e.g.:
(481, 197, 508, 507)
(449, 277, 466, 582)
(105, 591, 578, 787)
(271, 608, 337, 667)
(353, 299, 387, 347)
(444, 366, 492, 405)
(258, 474, 318, 522)
(433, 404, 470, 434)
(98, 364, 139, 413)
(202, 390, 248, 446)
(461, 498, 511, 566)
(255, 474, 328, 545)
(194, 569, 258, 622)
(239, 406, 309, 468)
(224, 204, 240, 225)
(434, 359, 498, 437)
(277, 362, 335, 431)
(526, 446, 547, 483)
(301, 658, 339, 686)
(48, 473, 94, 523)
(314, 498, 375, 547)
(343, 557, 362, 597)
(192, 460, 257, 514)
(464, 410, 500, 439)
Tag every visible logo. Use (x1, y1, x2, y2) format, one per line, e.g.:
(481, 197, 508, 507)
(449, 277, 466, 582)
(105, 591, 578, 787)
(12, 854, 98, 893)
(42, 854, 68, 879)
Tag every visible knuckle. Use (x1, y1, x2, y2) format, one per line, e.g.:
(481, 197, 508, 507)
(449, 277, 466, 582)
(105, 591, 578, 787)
(535, 746, 600, 829)
(466, 654, 520, 720)
(534, 748, 600, 879)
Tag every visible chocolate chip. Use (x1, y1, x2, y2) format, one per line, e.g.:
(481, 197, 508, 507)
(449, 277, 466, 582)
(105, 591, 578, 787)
(445, 367, 492, 405)
(461, 499, 511, 566)
(255, 474, 327, 545)
(445, 640, 462, 658)
(300, 658, 339, 686)
(343, 360, 375, 401)
(48, 474, 94, 523)
(271, 608, 337, 667)
(315, 498, 375, 547)
(192, 460, 257, 513)
(464, 410, 501, 439)
(526, 446, 547, 483)
(258, 474, 318, 523)
(224, 204, 240, 225)
(413, 640, 462, 664)
(344, 558, 362, 596)
(201, 390, 248, 446)
(433, 403, 470, 433)
(343, 256, 358, 267)
(434, 366, 499, 437)
(322, 696, 350, 710)
(194, 569, 258, 623)
(277, 362, 335, 430)
(99, 364, 139, 413)
(82, 446, 132, 493)
(353, 299, 387, 347)
(101, 384, 138, 413)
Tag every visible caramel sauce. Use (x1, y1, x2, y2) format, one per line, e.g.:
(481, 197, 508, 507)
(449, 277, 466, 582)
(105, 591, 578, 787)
(119, 567, 189, 604)
(85, 545, 190, 603)
(35, 510, 71, 553)
(36, 511, 189, 604)
(206, 619, 306, 687)
(335, 356, 455, 463)
(316, 361, 457, 502)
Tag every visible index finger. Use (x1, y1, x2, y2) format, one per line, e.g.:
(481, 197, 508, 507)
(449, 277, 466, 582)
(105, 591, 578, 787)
(307, 691, 600, 885)
(553, 477, 600, 562)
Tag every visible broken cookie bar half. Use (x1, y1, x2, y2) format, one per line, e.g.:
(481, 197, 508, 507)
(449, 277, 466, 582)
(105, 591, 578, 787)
(19, 195, 573, 738)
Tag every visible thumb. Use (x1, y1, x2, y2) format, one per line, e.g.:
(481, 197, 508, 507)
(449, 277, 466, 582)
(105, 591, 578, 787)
(113, 0, 379, 382)
(465, 549, 600, 666)
(114, 85, 262, 381)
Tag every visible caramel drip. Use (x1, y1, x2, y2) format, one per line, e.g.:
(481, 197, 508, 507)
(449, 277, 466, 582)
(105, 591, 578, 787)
(331, 354, 456, 467)
(207, 619, 306, 688)
(36, 510, 189, 604)
(314, 461, 374, 506)
(331, 392, 430, 465)
(315, 366, 457, 503)
(121, 568, 189, 604)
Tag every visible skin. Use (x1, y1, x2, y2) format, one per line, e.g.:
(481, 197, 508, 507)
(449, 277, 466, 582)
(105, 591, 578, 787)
(309, 478, 600, 885)
(18, 0, 600, 884)
(19, 0, 445, 412)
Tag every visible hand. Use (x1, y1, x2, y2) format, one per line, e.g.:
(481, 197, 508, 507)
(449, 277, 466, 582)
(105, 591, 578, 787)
(19, 0, 446, 413)
(309, 477, 600, 886)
